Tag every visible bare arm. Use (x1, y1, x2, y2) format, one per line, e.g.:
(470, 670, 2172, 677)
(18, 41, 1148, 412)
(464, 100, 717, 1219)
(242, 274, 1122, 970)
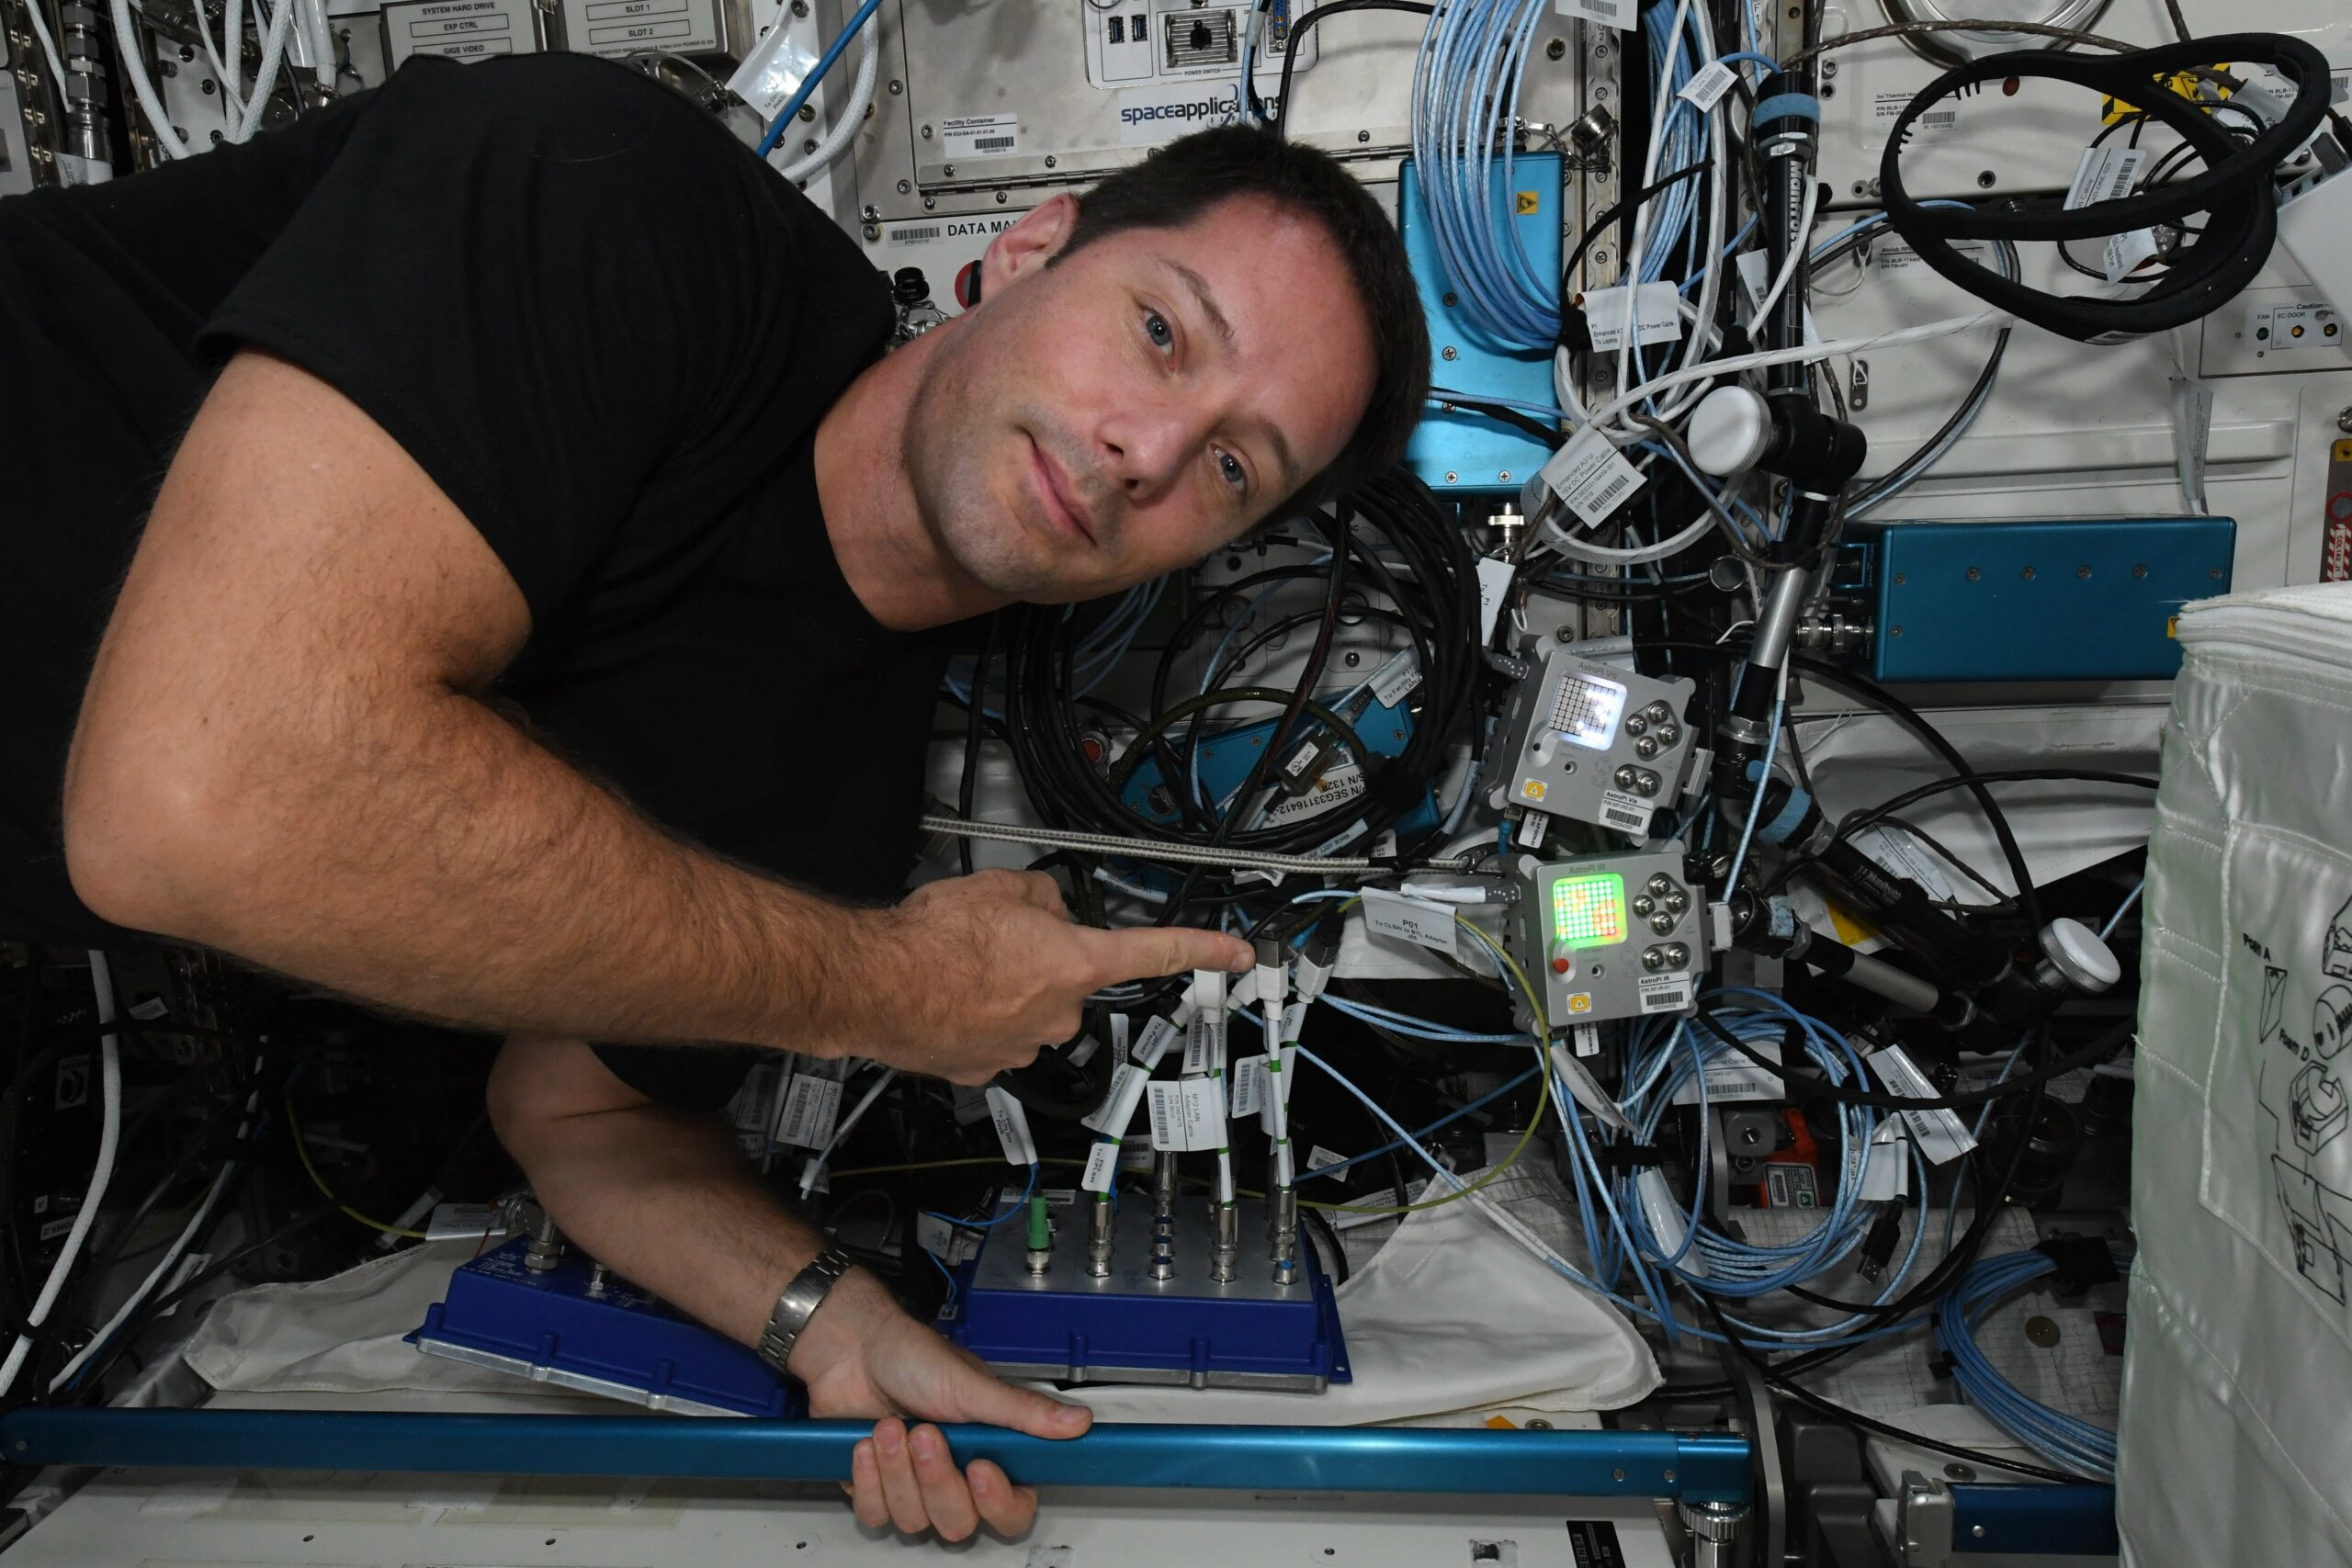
(488, 1034, 1090, 1540)
(64, 352, 1250, 1073)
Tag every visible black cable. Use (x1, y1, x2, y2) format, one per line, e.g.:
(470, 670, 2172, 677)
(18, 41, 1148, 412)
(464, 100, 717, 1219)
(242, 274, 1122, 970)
(1692, 1009, 2132, 1114)
(1559, 164, 1711, 320)
(1878, 32, 2332, 340)
(1430, 396, 1563, 449)
(1268, 0, 1434, 137)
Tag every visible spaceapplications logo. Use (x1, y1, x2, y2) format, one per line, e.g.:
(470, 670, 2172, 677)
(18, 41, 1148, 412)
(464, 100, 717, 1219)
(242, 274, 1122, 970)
(1114, 81, 1279, 143)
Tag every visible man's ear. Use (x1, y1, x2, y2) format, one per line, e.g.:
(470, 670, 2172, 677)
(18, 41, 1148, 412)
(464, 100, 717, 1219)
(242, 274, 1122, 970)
(976, 193, 1081, 302)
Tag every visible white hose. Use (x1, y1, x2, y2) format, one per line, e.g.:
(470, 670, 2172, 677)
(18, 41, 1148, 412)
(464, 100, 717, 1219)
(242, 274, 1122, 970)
(776, 16, 876, 184)
(234, 0, 297, 141)
(0, 953, 127, 1399)
(110, 0, 193, 159)
(26, 0, 71, 106)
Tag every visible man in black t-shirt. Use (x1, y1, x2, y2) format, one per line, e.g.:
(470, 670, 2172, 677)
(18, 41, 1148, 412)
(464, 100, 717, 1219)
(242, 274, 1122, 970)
(5, 52, 1425, 1540)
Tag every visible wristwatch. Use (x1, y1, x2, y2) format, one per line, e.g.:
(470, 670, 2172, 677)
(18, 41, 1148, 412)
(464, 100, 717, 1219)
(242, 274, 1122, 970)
(755, 1247, 857, 1376)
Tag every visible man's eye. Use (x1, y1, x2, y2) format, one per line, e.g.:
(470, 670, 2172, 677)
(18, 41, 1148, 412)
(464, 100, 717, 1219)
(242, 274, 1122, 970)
(1144, 310, 1173, 350)
(1218, 451, 1248, 492)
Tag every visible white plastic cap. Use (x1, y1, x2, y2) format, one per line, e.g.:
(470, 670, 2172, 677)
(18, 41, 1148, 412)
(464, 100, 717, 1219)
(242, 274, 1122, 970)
(1687, 386, 1772, 478)
(2040, 918, 2122, 995)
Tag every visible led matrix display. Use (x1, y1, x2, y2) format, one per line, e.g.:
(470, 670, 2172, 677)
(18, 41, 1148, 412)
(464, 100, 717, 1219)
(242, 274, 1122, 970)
(1548, 671, 1626, 750)
(1551, 873, 1627, 948)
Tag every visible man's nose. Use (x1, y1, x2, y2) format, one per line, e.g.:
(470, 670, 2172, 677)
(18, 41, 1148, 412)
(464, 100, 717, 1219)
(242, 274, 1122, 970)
(1098, 398, 1215, 504)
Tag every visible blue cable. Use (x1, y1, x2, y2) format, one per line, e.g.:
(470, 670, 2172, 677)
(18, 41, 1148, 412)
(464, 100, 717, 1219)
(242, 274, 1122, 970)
(1716, 48, 1780, 74)
(922, 1244, 960, 1311)
(1300, 1066, 1542, 1181)
(1934, 1246, 2124, 1479)
(755, 0, 886, 159)
(922, 1162, 1038, 1233)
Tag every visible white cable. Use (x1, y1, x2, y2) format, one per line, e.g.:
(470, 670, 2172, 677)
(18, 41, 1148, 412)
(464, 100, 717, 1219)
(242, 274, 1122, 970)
(1744, 175, 1819, 333)
(297, 0, 331, 89)
(799, 1066, 896, 1200)
(922, 816, 1482, 874)
(47, 1087, 258, 1393)
(109, 0, 193, 159)
(196, 0, 246, 126)
(233, 0, 296, 141)
(777, 14, 876, 183)
(25, 0, 71, 106)
(0, 953, 127, 1400)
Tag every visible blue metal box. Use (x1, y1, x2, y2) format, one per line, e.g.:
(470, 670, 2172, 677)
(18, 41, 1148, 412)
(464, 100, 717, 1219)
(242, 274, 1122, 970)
(1398, 152, 1562, 495)
(1845, 516, 2235, 682)
(409, 1237, 805, 1418)
(940, 1198, 1350, 1392)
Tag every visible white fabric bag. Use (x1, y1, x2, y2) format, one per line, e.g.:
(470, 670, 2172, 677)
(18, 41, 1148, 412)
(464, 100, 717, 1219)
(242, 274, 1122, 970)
(2120, 583, 2352, 1567)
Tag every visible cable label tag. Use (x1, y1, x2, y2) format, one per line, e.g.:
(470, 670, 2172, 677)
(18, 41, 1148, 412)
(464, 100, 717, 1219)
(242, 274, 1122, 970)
(1111, 1012, 1132, 1058)
(1516, 807, 1551, 850)
(1671, 1033, 1778, 1103)
(1082, 1062, 1147, 1133)
(1555, 0, 1632, 30)
(1574, 1022, 1602, 1057)
(1547, 429, 1646, 529)
(1636, 1168, 1706, 1275)
(1182, 1010, 1228, 1076)
(1307, 1144, 1347, 1171)
(1282, 999, 1309, 1042)
(1369, 649, 1424, 707)
(1859, 1124, 1909, 1200)
(1476, 556, 1517, 645)
(984, 1086, 1039, 1166)
(2064, 144, 2147, 209)
(1580, 282, 1684, 353)
(779, 1073, 844, 1149)
(426, 1202, 508, 1243)
(1147, 1077, 1227, 1151)
(1550, 1041, 1634, 1133)
(1261, 760, 1366, 826)
(1188, 968, 1228, 1014)
(1875, 89, 1957, 135)
(1227, 1046, 1297, 1121)
(915, 1213, 983, 1265)
(1600, 788, 1654, 836)
(1080, 1141, 1121, 1193)
(1871, 1045, 1976, 1164)
(1679, 59, 1737, 113)
(1135, 1014, 1181, 1066)
(1363, 888, 1462, 957)
(1638, 972, 1695, 1017)
(2103, 227, 2161, 284)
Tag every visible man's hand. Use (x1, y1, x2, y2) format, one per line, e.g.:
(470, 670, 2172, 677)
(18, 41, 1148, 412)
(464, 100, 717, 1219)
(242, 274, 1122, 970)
(788, 1269, 1091, 1540)
(872, 869, 1250, 1084)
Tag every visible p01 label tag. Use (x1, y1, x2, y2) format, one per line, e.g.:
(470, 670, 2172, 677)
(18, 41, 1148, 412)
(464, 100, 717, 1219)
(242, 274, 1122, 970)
(1871, 1046, 1975, 1164)
(984, 1086, 1038, 1166)
(1362, 888, 1461, 956)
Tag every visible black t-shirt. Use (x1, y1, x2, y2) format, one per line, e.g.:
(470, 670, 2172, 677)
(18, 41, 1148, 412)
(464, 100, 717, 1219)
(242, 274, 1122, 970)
(0, 53, 944, 1111)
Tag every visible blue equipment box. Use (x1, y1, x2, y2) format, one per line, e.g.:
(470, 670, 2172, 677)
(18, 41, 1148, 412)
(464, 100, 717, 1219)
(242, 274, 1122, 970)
(409, 1237, 804, 1418)
(1840, 515, 2235, 682)
(1398, 152, 1562, 495)
(939, 1198, 1350, 1392)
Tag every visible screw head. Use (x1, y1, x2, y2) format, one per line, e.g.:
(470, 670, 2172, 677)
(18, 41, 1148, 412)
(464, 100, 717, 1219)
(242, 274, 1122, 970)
(896, 179, 910, 193)
(2077, 564, 2092, 579)
(1498, 470, 1511, 482)
(1546, 37, 1565, 58)
(2133, 563, 2148, 578)
(1442, 291, 1458, 307)
(1358, 130, 1371, 142)
(922, 124, 933, 139)
(789, 0, 806, 12)
(1977, 169, 1996, 188)
(2210, 566, 2223, 579)
(861, 205, 880, 220)
(799, 104, 816, 120)
(1611, 1468, 1626, 1482)
(922, 196, 936, 209)
(2338, 406, 2352, 434)
(996, 190, 1009, 204)
(1526, 1417, 1553, 1429)
(1442, 345, 1459, 361)
(1444, 471, 1459, 483)
(1894, 571, 1906, 585)
(1891, 625, 1904, 637)
(863, 225, 879, 240)
(944, 164, 956, 176)
(1045, 154, 1057, 167)
(1946, 1463, 1976, 1481)
(888, 79, 903, 94)
(1965, 567, 1981, 581)
(2021, 566, 2036, 581)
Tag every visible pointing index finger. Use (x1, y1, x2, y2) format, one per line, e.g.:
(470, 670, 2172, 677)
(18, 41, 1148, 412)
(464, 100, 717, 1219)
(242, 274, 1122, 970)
(1079, 925, 1255, 988)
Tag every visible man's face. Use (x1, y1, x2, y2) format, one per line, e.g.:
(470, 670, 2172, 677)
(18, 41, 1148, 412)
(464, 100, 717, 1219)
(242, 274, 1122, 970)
(901, 193, 1380, 604)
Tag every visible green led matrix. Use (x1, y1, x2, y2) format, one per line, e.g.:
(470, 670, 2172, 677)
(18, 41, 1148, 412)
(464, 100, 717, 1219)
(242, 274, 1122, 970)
(1550, 872, 1627, 949)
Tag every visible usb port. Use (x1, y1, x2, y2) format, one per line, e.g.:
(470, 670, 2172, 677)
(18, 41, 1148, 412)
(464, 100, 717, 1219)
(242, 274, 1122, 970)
(1106, 14, 1124, 41)
(1131, 12, 1147, 40)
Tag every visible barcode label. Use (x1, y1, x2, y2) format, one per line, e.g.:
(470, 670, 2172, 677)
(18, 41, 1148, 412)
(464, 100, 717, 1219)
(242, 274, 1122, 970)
(1555, 0, 1630, 28)
(1182, 1010, 1227, 1075)
(2064, 145, 2145, 210)
(939, 113, 1021, 161)
(1135, 1014, 1181, 1066)
(888, 224, 944, 245)
(1871, 1045, 1976, 1164)
(1540, 427, 1646, 527)
(1581, 281, 1685, 353)
(1640, 976, 1693, 1016)
(1679, 60, 1737, 113)
(1875, 91, 1956, 135)
(1600, 788, 1654, 837)
(1922, 109, 1957, 128)
(779, 1072, 843, 1149)
(1673, 1030, 1777, 1100)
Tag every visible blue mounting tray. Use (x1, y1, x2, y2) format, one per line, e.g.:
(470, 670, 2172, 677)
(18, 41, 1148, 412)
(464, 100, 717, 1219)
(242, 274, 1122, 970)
(939, 1198, 1351, 1392)
(408, 1236, 804, 1418)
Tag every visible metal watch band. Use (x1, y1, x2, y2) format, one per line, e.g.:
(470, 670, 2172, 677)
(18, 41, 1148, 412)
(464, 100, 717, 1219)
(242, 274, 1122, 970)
(756, 1247, 856, 1375)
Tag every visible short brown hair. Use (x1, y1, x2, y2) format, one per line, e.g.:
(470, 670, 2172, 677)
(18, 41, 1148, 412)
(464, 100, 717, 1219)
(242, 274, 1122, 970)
(1060, 127, 1428, 508)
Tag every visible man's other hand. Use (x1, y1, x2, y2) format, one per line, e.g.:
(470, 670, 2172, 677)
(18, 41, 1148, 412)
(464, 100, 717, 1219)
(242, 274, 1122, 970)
(788, 1269, 1091, 1540)
(875, 869, 1250, 1083)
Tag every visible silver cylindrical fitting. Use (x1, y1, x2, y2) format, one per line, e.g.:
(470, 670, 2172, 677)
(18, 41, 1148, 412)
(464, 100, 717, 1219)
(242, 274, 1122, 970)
(1679, 1500, 1749, 1568)
(1210, 1201, 1238, 1283)
(523, 1208, 564, 1272)
(1152, 1151, 1179, 1215)
(1087, 1195, 1114, 1278)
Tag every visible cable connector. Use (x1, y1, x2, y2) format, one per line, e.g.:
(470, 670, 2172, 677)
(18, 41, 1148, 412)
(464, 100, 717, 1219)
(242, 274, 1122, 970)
(1856, 1203, 1904, 1282)
(2033, 1235, 2121, 1295)
(1293, 926, 1340, 1004)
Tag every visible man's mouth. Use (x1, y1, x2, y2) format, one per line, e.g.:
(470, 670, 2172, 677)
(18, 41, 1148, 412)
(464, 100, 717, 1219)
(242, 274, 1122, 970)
(1027, 435, 1099, 547)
